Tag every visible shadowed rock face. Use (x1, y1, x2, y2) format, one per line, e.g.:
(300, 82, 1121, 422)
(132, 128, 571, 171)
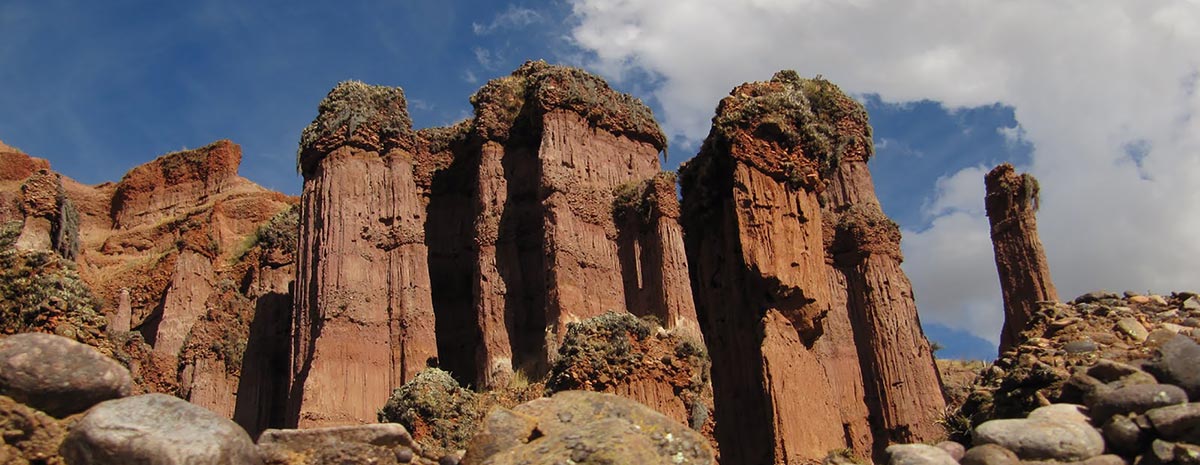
(455, 61, 693, 388)
(680, 72, 849, 465)
(681, 71, 945, 464)
(985, 163, 1057, 353)
(821, 91, 946, 451)
(290, 81, 439, 427)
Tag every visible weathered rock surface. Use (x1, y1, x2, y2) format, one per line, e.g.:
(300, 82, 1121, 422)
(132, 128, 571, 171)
(0, 395, 66, 465)
(462, 62, 685, 388)
(0, 333, 131, 417)
(60, 393, 261, 465)
(258, 423, 430, 465)
(973, 417, 1104, 461)
(545, 313, 714, 439)
(680, 72, 850, 464)
(1148, 335, 1200, 399)
(985, 163, 1058, 353)
(462, 391, 714, 465)
(680, 71, 944, 463)
(960, 444, 1020, 465)
(885, 443, 958, 465)
(290, 81, 439, 427)
(1089, 383, 1188, 424)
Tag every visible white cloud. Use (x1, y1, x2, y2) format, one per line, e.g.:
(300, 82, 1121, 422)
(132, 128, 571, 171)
(567, 0, 1200, 345)
(473, 5, 543, 35)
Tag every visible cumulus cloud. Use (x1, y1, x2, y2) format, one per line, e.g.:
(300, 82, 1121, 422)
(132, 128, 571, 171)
(567, 0, 1200, 345)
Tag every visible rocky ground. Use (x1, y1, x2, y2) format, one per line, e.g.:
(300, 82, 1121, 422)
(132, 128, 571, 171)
(884, 291, 1200, 465)
(0, 331, 715, 465)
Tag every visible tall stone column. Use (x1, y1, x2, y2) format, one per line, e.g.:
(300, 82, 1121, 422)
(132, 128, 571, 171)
(985, 163, 1057, 353)
(680, 72, 847, 465)
(289, 82, 438, 427)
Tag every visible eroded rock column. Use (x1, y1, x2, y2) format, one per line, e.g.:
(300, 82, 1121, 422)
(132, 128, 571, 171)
(818, 79, 946, 451)
(680, 72, 847, 465)
(290, 82, 438, 427)
(985, 163, 1057, 353)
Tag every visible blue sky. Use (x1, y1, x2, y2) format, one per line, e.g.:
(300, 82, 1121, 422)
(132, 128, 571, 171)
(3, 1, 1197, 360)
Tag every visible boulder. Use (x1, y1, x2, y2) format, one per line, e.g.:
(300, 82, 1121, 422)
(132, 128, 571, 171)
(960, 444, 1020, 465)
(0, 333, 132, 417)
(973, 417, 1104, 461)
(257, 423, 424, 465)
(1028, 404, 1091, 424)
(1144, 403, 1200, 441)
(936, 441, 966, 461)
(1148, 335, 1200, 398)
(60, 393, 261, 465)
(1088, 384, 1187, 424)
(885, 444, 958, 465)
(1102, 414, 1150, 456)
(461, 391, 714, 465)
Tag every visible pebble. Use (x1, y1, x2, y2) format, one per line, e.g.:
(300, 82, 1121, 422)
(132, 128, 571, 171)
(1117, 318, 1150, 342)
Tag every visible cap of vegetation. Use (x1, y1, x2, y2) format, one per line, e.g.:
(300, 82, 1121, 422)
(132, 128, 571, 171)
(297, 81, 414, 176)
(708, 70, 873, 183)
(378, 368, 482, 457)
(986, 163, 1041, 215)
(470, 60, 667, 150)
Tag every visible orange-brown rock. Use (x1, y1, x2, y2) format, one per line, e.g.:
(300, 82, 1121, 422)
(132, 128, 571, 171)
(0, 138, 297, 438)
(461, 61, 686, 388)
(680, 72, 847, 465)
(290, 82, 438, 427)
(985, 163, 1057, 353)
(681, 72, 946, 464)
(819, 78, 946, 452)
(546, 313, 715, 443)
(614, 174, 705, 343)
(110, 140, 244, 229)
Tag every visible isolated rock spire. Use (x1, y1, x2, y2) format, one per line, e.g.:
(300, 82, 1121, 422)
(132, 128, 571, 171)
(985, 163, 1058, 353)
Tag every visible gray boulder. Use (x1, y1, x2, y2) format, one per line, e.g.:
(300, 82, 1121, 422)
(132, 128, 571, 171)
(257, 423, 421, 465)
(1148, 335, 1200, 398)
(960, 444, 1019, 465)
(973, 417, 1104, 461)
(1088, 383, 1187, 424)
(885, 444, 958, 465)
(1144, 403, 1200, 441)
(0, 333, 131, 417)
(461, 391, 713, 465)
(60, 393, 261, 465)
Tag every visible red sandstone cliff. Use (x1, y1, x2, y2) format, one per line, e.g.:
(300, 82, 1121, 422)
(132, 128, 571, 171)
(462, 62, 695, 388)
(815, 79, 946, 452)
(985, 163, 1057, 353)
(680, 72, 849, 465)
(291, 82, 439, 427)
(680, 71, 946, 464)
(0, 139, 297, 437)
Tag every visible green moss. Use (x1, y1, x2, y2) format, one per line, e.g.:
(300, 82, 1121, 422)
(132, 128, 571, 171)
(378, 368, 482, 457)
(0, 233, 107, 340)
(297, 81, 413, 174)
(231, 204, 300, 263)
(711, 71, 873, 180)
(470, 61, 667, 150)
(1022, 173, 1041, 211)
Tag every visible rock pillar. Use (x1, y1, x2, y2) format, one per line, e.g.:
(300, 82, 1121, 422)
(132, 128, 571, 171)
(985, 163, 1057, 353)
(290, 82, 438, 427)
